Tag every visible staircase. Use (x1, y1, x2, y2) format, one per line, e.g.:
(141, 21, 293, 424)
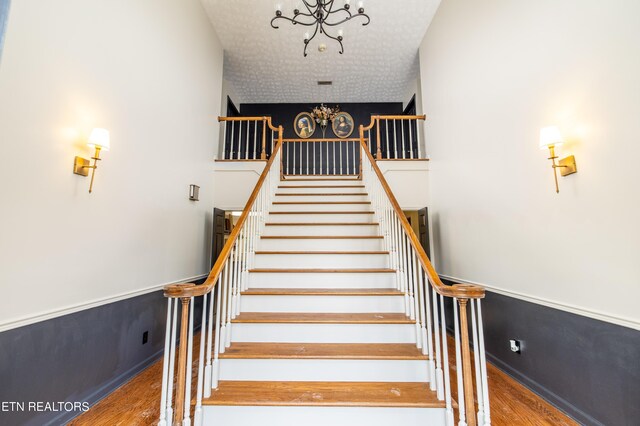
(158, 118, 490, 426)
(201, 176, 444, 424)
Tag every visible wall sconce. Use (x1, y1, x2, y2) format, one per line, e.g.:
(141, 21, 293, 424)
(189, 184, 200, 201)
(73, 128, 110, 193)
(539, 126, 577, 193)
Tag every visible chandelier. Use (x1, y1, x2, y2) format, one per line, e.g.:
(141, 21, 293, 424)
(271, 0, 371, 57)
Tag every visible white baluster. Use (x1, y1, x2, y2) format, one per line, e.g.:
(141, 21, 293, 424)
(218, 252, 229, 354)
(471, 300, 485, 426)
(253, 121, 258, 159)
(183, 297, 194, 426)
(312, 142, 316, 175)
(204, 279, 215, 397)
(440, 295, 455, 426)
(477, 300, 491, 426)
(410, 251, 421, 348)
(401, 120, 406, 159)
(432, 288, 444, 400)
(453, 298, 467, 426)
(408, 119, 413, 159)
(158, 298, 173, 426)
(166, 297, 178, 423)
(393, 119, 398, 159)
(385, 120, 390, 159)
(418, 119, 424, 159)
(230, 121, 235, 159)
(245, 121, 250, 160)
(352, 142, 357, 176)
(212, 273, 223, 388)
(339, 141, 343, 175)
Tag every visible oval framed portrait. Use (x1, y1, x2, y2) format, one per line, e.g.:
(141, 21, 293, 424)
(294, 112, 316, 139)
(332, 112, 354, 138)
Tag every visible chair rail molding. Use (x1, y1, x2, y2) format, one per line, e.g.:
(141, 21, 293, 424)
(439, 274, 640, 331)
(0, 273, 209, 333)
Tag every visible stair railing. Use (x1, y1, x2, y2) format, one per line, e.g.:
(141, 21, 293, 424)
(280, 138, 363, 177)
(359, 120, 490, 426)
(158, 118, 283, 426)
(365, 115, 426, 159)
(218, 116, 277, 160)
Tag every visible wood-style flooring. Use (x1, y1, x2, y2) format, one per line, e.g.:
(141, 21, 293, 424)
(68, 335, 578, 426)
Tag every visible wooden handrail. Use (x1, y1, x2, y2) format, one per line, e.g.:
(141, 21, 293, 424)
(218, 116, 271, 122)
(370, 115, 426, 121)
(282, 138, 363, 142)
(164, 118, 283, 299)
(358, 126, 484, 300)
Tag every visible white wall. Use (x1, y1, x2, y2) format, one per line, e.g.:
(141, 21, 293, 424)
(0, 0, 224, 329)
(419, 0, 640, 327)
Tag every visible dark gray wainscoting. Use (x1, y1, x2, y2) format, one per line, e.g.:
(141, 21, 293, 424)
(440, 278, 640, 426)
(0, 283, 206, 426)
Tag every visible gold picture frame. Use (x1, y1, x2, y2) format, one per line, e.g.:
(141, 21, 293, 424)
(332, 112, 354, 138)
(294, 112, 316, 139)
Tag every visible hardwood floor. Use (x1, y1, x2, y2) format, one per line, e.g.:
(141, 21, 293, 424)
(69, 335, 578, 426)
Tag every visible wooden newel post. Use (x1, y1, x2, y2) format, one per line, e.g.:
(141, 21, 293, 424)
(375, 118, 382, 159)
(261, 118, 267, 160)
(458, 298, 477, 426)
(173, 297, 191, 425)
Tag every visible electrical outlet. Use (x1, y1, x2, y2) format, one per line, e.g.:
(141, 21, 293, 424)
(509, 339, 521, 353)
(142, 331, 149, 345)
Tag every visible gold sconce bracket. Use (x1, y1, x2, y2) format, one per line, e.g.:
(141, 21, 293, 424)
(558, 155, 577, 176)
(73, 157, 90, 176)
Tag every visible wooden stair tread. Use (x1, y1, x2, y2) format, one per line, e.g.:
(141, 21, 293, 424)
(202, 381, 443, 408)
(275, 193, 368, 196)
(278, 185, 365, 188)
(241, 288, 402, 296)
(269, 211, 374, 214)
(265, 222, 379, 226)
(273, 201, 371, 205)
(232, 312, 412, 324)
(261, 236, 383, 239)
(255, 251, 389, 255)
(219, 343, 428, 360)
(282, 178, 362, 181)
(249, 268, 395, 273)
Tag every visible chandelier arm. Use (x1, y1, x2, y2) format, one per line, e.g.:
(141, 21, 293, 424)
(303, 23, 321, 57)
(324, 7, 352, 22)
(322, 0, 336, 14)
(301, 0, 317, 15)
(271, 15, 320, 29)
(323, 13, 359, 27)
(319, 22, 344, 54)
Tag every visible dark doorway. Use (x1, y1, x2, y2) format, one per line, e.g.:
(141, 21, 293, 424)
(211, 208, 226, 269)
(418, 207, 431, 260)
(404, 94, 417, 115)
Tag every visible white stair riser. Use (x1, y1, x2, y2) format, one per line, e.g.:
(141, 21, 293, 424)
(249, 272, 396, 288)
(240, 295, 404, 313)
(219, 359, 429, 382)
(263, 224, 379, 237)
(258, 238, 384, 251)
(273, 195, 368, 203)
(267, 213, 376, 223)
(254, 253, 389, 268)
(203, 406, 446, 426)
(277, 186, 366, 194)
(230, 323, 416, 343)
(270, 203, 372, 212)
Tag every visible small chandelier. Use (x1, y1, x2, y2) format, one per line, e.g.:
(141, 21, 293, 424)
(271, 0, 371, 57)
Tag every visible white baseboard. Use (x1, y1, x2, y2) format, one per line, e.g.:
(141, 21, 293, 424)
(440, 274, 640, 331)
(0, 273, 209, 333)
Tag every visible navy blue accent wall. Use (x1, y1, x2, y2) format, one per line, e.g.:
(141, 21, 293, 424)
(440, 278, 640, 426)
(240, 102, 403, 140)
(0, 284, 205, 426)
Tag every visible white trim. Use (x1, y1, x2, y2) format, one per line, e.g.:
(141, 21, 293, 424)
(440, 274, 640, 331)
(0, 274, 209, 333)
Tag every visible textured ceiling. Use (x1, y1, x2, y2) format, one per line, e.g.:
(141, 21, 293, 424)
(202, 0, 441, 103)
